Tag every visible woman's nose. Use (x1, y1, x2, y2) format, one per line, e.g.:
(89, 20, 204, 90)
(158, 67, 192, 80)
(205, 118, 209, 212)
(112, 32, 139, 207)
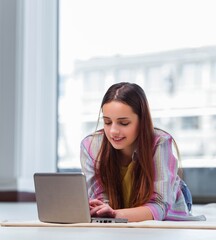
(110, 123, 119, 135)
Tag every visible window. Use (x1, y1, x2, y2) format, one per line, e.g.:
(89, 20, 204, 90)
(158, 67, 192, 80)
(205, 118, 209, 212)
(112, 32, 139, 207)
(58, 0, 216, 173)
(180, 63, 202, 89)
(212, 62, 216, 86)
(181, 116, 200, 130)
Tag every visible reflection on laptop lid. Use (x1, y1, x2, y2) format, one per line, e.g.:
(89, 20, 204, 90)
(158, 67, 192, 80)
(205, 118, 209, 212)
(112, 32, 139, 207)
(33, 172, 128, 224)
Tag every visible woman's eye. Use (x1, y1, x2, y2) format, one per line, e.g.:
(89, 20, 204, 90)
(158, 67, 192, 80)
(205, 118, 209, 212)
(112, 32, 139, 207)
(104, 122, 111, 125)
(120, 122, 129, 126)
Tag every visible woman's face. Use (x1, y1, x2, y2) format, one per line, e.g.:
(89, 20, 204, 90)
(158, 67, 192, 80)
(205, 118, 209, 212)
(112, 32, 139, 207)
(102, 101, 139, 158)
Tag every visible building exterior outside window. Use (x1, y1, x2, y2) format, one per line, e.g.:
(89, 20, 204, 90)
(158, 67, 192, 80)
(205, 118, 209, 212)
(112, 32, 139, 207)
(58, 46, 216, 169)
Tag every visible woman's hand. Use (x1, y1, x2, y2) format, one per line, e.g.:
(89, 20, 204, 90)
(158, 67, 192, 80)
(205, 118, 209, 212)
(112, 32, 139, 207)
(89, 199, 116, 218)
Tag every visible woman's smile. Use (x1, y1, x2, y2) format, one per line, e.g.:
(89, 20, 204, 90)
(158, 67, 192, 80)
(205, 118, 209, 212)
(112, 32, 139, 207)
(111, 136, 126, 145)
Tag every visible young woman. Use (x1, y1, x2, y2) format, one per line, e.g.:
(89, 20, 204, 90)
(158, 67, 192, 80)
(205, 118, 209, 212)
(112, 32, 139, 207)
(80, 82, 205, 222)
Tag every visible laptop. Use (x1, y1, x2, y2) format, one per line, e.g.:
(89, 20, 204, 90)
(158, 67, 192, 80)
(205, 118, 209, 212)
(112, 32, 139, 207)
(33, 172, 128, 224)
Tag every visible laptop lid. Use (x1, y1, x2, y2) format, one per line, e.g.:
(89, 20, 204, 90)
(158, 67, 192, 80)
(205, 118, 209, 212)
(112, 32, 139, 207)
(34, 172, 91, 223)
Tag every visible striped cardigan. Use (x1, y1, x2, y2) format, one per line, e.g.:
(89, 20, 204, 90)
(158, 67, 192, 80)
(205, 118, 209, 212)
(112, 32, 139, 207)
(80, 128, 205, 221)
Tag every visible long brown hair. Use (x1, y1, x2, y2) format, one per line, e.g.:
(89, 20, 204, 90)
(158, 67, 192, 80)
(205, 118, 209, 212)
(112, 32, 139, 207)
(95, 82, 155, 209)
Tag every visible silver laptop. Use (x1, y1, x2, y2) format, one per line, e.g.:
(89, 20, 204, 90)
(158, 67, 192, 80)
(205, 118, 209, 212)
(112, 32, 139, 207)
(33, 172, 128, 224)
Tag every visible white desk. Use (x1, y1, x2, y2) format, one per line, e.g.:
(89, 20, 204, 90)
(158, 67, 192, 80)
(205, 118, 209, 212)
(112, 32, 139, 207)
(1, 203, 216, 240)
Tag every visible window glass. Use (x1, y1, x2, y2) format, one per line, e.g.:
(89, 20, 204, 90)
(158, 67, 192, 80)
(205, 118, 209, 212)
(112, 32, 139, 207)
(181, 116, 200, 130)
(212, 62, 216, 85)
(58, 0, 216, 170)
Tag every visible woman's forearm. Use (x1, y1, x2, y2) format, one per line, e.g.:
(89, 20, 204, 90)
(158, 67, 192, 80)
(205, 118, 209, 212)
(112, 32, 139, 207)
(115, 206, 153, 222)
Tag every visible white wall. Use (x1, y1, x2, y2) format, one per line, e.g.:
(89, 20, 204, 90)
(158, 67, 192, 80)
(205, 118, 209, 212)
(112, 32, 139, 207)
(0, 0, 58, 191)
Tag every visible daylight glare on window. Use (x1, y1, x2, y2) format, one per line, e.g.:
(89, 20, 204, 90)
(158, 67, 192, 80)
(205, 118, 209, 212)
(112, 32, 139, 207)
(58, 0, 216, 170)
